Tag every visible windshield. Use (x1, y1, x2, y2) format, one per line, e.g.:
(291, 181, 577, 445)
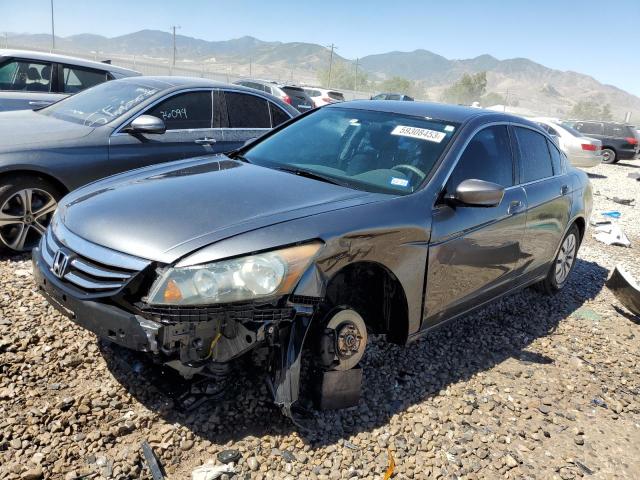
(40, 80, 161, 126)
(242, 107, 458, 195)
(556, 121, 583, 137)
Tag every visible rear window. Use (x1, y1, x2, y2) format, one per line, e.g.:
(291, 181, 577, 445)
(305, 89, 321, 97)
(555, 122, 583, 137)
(225, 91, 270, 128)
(328, 91, 344, 101)
(514, 127, 554, 183)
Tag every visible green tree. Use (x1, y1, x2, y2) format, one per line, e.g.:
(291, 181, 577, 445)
(569, 101, 613, 120)
(379, 76, 412, 94)
(318, 61, 369, 90)
(442, 72, 488, 105)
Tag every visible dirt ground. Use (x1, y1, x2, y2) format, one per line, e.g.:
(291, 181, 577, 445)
(0, 160, 639, 480)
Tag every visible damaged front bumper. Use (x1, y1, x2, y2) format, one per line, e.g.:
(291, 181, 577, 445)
(32, 246, 319, 419)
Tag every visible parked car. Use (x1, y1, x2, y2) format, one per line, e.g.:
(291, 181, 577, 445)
(564, 120, 639, 164)
(371, 92, 414, 101)
(0, 76, 298, 251)
(33, 101, 592, 418)
(302, 87, 345, 107)
(533, 117, 602, 168)
(234, 79, 314, 112)
(0, 49, 140, 112)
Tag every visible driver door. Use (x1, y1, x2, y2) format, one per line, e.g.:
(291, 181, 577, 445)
(424, 124, 527, 327)
(108, 89, 226, 176)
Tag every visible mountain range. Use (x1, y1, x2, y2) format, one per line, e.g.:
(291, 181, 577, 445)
(6, 29, 639, 120)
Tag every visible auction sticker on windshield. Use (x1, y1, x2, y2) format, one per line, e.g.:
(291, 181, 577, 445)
(391, 125, 446, 143)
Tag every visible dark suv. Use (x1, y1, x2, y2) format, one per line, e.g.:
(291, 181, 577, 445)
(564, 120, 639, 163)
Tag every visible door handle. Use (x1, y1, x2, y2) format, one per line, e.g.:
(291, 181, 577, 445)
(195, 137, 217, 145)
(561, 185, 569, 195)
(508, 200, 523, 215)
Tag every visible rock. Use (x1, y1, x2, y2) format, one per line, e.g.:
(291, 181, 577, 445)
(504, 455, 518, 468)
(247, 457, 260, 471)
(574, 436, 584, 446)
(217, 449, 241, 464)
(10, 438, 21, 449)
(20, 467, 43, 480)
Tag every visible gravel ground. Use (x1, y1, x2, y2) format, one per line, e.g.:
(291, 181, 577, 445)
(1, 161, 639, 480)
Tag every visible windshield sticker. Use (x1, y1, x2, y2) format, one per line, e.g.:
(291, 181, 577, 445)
(390, 177, 409, 187)
(444, 125, 455, 132)
(391, 125, 446, 143)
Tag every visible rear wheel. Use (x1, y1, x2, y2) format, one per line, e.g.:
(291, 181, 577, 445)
(601, 148, 617, 164)
(537, 224, 580, 294)
(0, 176, 62, 252)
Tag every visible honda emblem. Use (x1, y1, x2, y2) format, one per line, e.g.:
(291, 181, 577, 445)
(51, 250, 70, 279)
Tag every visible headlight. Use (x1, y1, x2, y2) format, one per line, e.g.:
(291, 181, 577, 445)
(146, 242, 322, 305)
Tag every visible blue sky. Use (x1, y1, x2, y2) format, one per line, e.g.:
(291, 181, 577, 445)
(2, 0, 639, 95)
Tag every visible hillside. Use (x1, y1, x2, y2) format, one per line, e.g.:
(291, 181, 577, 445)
(6, 30, 639, 119)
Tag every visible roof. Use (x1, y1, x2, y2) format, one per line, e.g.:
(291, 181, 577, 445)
(0, 49, 139, 76)
(328, 100, 496, 123)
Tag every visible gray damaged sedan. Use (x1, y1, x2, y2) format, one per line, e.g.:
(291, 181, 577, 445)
(0, 76, 297, 252)
(33, 101, 592, 419)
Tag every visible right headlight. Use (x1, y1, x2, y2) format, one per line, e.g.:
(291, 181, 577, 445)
(146, 242, 322, 306)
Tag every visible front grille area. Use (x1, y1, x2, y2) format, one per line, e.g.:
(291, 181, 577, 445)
(140, 302, 296, 324)
(41, 226, 149, 296)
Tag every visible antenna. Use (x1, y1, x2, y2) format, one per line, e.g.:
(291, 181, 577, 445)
(326, 43, 337, 88)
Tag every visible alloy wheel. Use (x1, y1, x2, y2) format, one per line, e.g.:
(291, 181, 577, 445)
(554, 233, 576, 285)
(0, 188, 57, 251)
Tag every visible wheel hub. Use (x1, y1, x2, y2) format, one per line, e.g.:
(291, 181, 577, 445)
(336, 323, 363, 359)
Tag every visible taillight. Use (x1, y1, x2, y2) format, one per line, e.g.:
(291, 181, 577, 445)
(322, 97, 333, 104)
(581, 144, 598, 151)
(283, 95, 292, 105)
(625, 136, 638, 145)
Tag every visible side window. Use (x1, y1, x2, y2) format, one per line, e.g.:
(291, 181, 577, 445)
(547, 139, 563, 175)
(604, 123, 625, 137)
(269, 102, 290, 127)
(576, 122, 602, 135)
(62, 66, 108, 94)
(0, 59, 52, 92)
(145, 91, 213, 130)
(447, 125, 514, 191)
(514, 127, 554, 183)
(225, 92, 270, 128)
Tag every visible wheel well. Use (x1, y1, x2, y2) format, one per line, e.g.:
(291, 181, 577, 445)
(324, 262, 409, 344)
(573, 217, 585, 242)
(0, 170, 69, 196)
(602, 145, 617, 153)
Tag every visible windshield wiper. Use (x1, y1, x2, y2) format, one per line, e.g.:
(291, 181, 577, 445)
(276, 166, 345, 187)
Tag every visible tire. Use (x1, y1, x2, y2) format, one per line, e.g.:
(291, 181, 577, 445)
(537, 224, 580, 295)
(0, 175, 63, 252)
(601, 148, 617, 164)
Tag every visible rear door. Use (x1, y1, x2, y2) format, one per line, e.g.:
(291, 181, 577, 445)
(108, 89, 226, 173)
(425, 124, 527, 326)
(219, 90, 286, 150)
(513, 125, 572, 280)
(0, 57, 62, 111)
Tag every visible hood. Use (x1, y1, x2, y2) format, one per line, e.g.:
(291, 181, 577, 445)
(0, 110, 94, 151)
(59, 156, 381, 263)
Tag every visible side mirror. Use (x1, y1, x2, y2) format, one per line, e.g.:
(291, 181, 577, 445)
(449, 179, 505, 207)
(127, 115, 166, 135)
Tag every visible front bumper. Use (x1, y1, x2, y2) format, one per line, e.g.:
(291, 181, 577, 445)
(33, 245, 304, 366)
(33, 247, 155, 351)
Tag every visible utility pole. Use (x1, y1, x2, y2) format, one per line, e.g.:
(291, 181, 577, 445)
(3, 33, 8, 49)
(170, 25, 181, 67)
(354, 58, 359, 92)
(326, 43, 337, 88)
(50, 0, 55, 51)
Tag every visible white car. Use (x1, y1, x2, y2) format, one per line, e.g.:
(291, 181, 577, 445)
(533, 118, 602, 168)
(302, 87, 345, 107)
